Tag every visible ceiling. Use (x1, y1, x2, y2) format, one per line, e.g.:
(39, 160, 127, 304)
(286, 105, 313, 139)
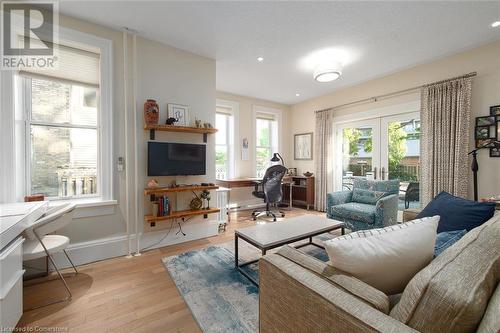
(58, 1, 500, 105)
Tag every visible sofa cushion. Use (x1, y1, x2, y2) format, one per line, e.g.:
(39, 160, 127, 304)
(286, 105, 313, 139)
(352, 188, 386, 205)
(323, 216, 439, 295)
(477, 285, 500, 333)
(390, 213, 500, 333)
(353, 178, 400, 195)
(276, 246, 390, 314)
(434, 229, 466, 257)
(330, 202, 376, 224)
(417, 191, 495, 232)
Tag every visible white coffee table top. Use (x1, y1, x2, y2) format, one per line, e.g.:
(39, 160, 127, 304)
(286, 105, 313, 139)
(235, 214, 344, 248)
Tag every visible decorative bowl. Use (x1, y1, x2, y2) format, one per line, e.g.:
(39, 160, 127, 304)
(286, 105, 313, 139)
(303, 172, 313, 177)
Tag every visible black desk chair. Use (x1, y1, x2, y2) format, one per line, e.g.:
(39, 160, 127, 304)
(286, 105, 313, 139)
(251, 165, 288, 222)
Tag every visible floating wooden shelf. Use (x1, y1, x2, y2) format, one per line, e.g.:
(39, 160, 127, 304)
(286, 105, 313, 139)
(144, 185, 219, 196)
(144, 124, 217, 142)
(144, 208, 220, 223)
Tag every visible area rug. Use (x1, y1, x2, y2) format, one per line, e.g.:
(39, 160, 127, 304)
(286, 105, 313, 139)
(162, 235, 333, 333)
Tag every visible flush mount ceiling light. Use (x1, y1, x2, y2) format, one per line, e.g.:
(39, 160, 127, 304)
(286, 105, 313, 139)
(257, 56, 264, 62)
(492, 21, 500, 28)
(313, 62, 342, 82)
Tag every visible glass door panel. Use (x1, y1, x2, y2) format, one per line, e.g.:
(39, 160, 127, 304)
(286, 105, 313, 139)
(335, 119, 380, 191)
(381, 112, 421, 210)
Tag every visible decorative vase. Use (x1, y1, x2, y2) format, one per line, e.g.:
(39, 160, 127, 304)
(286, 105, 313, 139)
(144, 99, 159, 125)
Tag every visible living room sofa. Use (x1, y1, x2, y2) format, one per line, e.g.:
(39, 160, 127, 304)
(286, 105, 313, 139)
(259, 212, 499, 332)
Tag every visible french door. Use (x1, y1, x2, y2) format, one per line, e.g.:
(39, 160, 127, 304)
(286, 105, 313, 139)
(334, 111, 421, 210)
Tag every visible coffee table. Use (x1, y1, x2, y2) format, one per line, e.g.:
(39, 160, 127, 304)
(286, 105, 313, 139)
(235, 214, 345, 286)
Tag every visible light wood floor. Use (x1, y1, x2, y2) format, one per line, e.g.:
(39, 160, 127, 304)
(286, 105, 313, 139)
(19, 208, 322, 332)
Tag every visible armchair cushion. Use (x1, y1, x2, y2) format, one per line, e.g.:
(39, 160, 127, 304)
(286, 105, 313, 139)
(352, 188, 387, 205)
(353, 178, 400, 195)
(330, 202, 376, 224)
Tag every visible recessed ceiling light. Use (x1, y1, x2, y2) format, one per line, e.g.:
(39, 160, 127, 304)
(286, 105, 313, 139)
(492, 21, 500, 28)
(314, 62, 342, 83)
(295, 93, 300, 97)
(257, 56, 264, 62)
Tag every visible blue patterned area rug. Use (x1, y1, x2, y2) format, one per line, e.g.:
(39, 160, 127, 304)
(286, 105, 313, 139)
(162, 237, 331, 333)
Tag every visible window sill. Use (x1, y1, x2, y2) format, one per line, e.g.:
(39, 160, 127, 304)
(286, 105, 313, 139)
(49, 198, 118, 219)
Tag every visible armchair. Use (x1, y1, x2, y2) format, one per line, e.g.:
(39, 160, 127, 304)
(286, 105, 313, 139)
(327, 178, 399, 231)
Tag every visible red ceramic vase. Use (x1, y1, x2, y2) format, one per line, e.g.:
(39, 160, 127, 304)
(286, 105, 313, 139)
(144, 99, 159, 125)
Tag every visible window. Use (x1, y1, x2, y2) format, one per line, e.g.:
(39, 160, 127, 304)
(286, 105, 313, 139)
(215, 108, 234, 180)
(17, 40, 108, 200)
(255, 113, 278, 177)
(26, 77, 99, 198)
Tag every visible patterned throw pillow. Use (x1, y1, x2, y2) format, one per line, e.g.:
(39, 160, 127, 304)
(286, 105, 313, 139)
(352, 188, 386, 205)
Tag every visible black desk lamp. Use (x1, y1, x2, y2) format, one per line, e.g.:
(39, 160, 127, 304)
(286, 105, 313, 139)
(270, 153, 284, 165)
(468, 140, 500, 201)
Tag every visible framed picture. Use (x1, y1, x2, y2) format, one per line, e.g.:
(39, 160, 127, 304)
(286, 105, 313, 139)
(490, 105, 500, 116)
(167, 103, 189, 126)
(475, 126, 490, 139)
(490, 147, 500, 157)
(294, 132, 313, 160)
(476, 116, 495, 127)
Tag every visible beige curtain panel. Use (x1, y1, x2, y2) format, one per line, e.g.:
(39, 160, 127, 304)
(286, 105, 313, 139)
(314, 109, 334, 211)
(420, 77, 472, 206)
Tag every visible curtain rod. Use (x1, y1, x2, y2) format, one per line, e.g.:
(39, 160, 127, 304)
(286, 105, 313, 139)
(315, 71, 477, 114)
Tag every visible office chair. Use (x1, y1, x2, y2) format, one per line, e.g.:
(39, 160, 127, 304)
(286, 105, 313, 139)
(251, 164, 288, 221)
(23, 203, 78, 310)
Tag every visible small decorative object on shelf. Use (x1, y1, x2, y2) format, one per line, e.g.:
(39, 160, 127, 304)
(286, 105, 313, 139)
(144, 99, 159, 125)
(152, 202, 159, 217)
(166, 117, 178, 125)
(190, 196, 203, 210)
(200, 189, 211, 209)
(203, 122, 213, 129)
(303, 171, 313, 177)
(167, 103, 189, 126)
(195, 118, 203, 128)
(147, 179, 159, 188)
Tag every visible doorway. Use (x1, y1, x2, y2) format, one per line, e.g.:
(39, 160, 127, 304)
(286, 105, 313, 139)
(334, 111, 421, 213)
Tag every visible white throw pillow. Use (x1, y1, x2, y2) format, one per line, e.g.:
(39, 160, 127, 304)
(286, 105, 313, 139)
(323, 216, 439, 295)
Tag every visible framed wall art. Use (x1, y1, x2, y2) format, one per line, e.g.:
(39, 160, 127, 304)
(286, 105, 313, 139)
(294, 132, 313, 160)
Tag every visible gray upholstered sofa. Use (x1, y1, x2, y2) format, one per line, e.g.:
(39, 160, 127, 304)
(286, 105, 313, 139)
(259, 211, 499, 332)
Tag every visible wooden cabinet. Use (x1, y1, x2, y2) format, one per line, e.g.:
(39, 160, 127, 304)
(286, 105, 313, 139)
(283, 176, 315, 210)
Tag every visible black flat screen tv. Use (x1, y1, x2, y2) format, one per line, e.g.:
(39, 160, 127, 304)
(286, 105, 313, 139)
(148, 142, 206, 176)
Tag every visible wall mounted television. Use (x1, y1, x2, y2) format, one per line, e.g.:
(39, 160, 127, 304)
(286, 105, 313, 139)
(148, 142, 206, 176)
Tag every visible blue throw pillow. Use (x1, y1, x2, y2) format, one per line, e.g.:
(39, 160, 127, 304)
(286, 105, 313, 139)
(352, 188, 386, 205)
(434, 230, 466, 257)
(417, 191, 495, 233)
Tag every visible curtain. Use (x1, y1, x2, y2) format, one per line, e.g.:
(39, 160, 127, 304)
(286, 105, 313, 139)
(420, 77, 472, 206)
(314, 109, 334, 211)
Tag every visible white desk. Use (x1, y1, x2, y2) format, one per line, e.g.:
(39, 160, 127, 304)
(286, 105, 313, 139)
(0, 201, 48, 330)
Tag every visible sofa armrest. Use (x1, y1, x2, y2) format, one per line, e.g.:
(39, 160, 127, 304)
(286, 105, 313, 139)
(327, 190, 353, 207)
(260, 254, 417, 333)
(277, 246, 390, 313)
(375, 194, 399, 227)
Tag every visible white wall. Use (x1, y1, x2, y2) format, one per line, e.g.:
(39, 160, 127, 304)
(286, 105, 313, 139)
(48, 14, 217, 256)
(289, 40, 500, 200)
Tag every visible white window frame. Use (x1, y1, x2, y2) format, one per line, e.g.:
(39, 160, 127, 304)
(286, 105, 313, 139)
(1, 25, 114, 206)
(252, 105, 283, 177)
(216, 99, 239, 178)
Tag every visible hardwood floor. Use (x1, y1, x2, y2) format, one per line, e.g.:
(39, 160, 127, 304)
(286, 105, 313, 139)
(18, 208, 322, 332)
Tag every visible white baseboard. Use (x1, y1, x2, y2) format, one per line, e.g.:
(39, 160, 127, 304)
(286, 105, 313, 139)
(51, 221, 219, 269)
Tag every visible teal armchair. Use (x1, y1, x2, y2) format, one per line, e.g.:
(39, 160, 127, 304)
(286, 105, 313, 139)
(327, 178, 400, 231)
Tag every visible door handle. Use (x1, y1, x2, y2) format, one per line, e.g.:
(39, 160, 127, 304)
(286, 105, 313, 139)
(373, 167, 377, 180)
(381, 167, 386, 180)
